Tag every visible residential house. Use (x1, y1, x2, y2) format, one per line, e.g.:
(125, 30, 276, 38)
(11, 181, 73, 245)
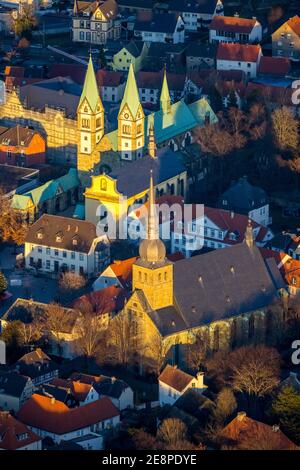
(11, 169, 80, 223)
(0, 411, 42, 450)
(267, 232, 300, 261)
(72, 0, 121, 45)
(137, 70, 186, 106)
(171, 206, 273, 257)
(258, 56, 291, 78)
(96, 69, 125, 103)
(186, 42, 216, 71)
(74, 285, 130, 328)
(209, 15, 262, 44)
(169, 0, 224, 31)
(117, 0, 155, 14)
(218, 177, 270, 226)
(24, 214, 110, 278)
(1, 299, 84, 360)
(0, 125, 45, 167)
(159, 364, 207, 407)
(70, 373, 135, 410)
(279, 256, 300, 295)
(142, 42, 186, 73)
(134, 13, 185, 44)
(94, 377, 134, 410)
(17, 394, 120, 450)
(92, 257, 137, 291)
(14, 349, 59, 387)
(46, 378, 99, 406)
(277, 372, 300, 393)
(272, 15, 300, 62)
(111, 41, 149, 72)
(219, 412, 297, 450)
(0, 371, 33, 413)
(216, 43, 262, 78)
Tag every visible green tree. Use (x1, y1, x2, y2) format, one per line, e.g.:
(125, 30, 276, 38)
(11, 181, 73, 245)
(0, 271, 7, 294)
(271, 386, 300, 444)
(0, 320, 23, 363)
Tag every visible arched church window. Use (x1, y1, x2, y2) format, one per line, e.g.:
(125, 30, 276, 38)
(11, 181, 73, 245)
(100, 178, 107, 191)
(213, 326, 220, 351)
(122, 125, 131, 135)
(248, 314, 255, 340)
(158, 273, 162, 282)
(137, 124, 142, 134)
(139, 271, 142, 282)
(96, 118, 101, 128)
(144, 273, 147, 282)
(82, 118, 90, 129)
(84, 106, 89, 113)
(164, 272, 167, 281)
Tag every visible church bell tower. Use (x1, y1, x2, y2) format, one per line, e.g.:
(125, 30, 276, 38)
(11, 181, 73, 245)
(132, 171, 173, 310)
(77, 56, 104, 185)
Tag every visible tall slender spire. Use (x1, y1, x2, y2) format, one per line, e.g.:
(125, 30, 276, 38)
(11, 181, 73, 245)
(78, 55, 102, 112)
(160, 66, 171, 114)
(147, 116, 157, 158)
(138, 171, 166, 263)
(148, 169, 159, 240)
(245, 219, 254, 248)
(119, 62, 141, 118)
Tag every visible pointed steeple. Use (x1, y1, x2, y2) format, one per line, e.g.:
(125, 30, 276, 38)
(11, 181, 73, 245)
(148, 169, 159, 240)
(147, 117, 157, 158)
(160, 66, 171, 114)
(73, 0, 78, 14)
(139, 171, 166, 263)
(119, 62, 141, 118)
(245, 219, 254, 248)
(78, 55, 102, 113)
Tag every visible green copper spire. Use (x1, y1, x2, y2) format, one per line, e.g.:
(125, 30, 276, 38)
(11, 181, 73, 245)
(160, 67, 171, 114)
(79, 55, 101, 112)
(119, 62, 141, 118)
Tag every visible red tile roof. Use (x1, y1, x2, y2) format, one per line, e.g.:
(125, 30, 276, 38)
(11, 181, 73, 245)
(209, 15, 257, 34)
(74, 285, 130, 315)
(50, 377, 93, 401)
(220, 413, 298, 450)
(159, 364, 194, 392)
(17, 394, 119, 434)
(0, 412, 41, 450)
(96, 69, 124, 88)
(137, 69, 186, 92)
(258, 56, 290, 76)
(286, 15, 300, 38)
(217, 43, 261, 62)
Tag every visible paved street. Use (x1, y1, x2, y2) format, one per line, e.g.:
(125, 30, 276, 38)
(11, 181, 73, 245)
(0, 245, 60, 317)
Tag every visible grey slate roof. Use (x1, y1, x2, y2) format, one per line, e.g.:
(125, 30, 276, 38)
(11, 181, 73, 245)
(147, 243, 280, 337)
(0, 371, 31, 399)
(218, 177, 268, 214)
(135, 13, 179, 34)
(95, 377, 130, 399)
(169, 0, 219, 14)
(186, 42, 217, 59)
(112, 148, 186, 198)
(15, 349, 58, 380)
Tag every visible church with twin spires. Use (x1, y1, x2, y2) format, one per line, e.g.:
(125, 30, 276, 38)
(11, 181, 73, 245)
(76, 56, 218, 186)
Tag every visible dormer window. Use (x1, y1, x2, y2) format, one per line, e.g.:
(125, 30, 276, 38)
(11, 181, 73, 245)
(37, 230, 44, 240)
(16, 432, 28, 441)
(56, 232, 63, 242)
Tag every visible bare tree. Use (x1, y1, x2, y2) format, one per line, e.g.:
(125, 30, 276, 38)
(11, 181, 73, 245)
(157, 418, 188, 447)
(59, 271, 86, 291)
(43, 302, 69, 354)
(19, 321, 42, 346)
(75, 308, 106, 360)
(231, 346, 280, 399)
(109, 312, 135, 365)
(186, 331, 209, 371)
(231, 425, 297, 450)
(271, 107, 298, 150)
(213, 388, 237, 425)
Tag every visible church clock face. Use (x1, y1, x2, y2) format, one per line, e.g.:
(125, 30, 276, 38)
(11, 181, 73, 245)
(124, 112, 129, 119)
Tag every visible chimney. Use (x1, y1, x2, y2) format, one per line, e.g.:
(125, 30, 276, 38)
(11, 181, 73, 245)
(230, 211, 234, 219)
(272, 425, 280, 433)
(50, 397, 56, 405)
(234, 12, 239, 17)
(196, 371, 204, 388)
(237, 411, 246, 421)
